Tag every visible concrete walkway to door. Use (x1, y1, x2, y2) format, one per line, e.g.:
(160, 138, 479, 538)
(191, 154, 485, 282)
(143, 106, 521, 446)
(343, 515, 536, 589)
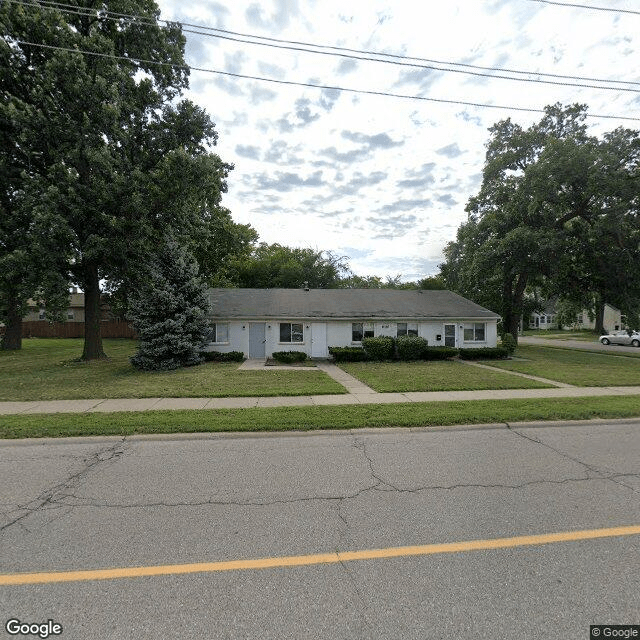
(238, 359, 378, 394)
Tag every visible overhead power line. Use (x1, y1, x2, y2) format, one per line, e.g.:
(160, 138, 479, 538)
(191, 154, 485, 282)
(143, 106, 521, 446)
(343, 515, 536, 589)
(527, 0, 640, 16)
(12, 0, 640, 93)
(11, 39, 640, 123)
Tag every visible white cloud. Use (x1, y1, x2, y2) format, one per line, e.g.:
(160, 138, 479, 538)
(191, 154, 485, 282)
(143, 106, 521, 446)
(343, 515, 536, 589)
(157, 0, 640, 279)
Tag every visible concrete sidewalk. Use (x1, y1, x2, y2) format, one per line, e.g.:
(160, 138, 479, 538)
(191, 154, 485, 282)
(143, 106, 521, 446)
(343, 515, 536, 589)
(1, 385, 639, 415)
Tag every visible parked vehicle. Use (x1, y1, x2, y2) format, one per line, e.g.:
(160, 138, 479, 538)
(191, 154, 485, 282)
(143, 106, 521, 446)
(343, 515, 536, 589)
(599, 331, 640, 347)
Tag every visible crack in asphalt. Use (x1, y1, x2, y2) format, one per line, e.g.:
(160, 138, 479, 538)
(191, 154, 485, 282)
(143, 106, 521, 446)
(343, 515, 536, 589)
(4, 431, 638, 524)
(0, 438, 129, 533)
(335, 551, 375, 640)
(506, 423, 639, 494)
(44, 474, 624, 511)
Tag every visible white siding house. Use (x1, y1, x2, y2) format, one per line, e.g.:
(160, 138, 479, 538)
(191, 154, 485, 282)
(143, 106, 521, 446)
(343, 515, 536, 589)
(529, 303, 622, 332)
(205, 288, 501, 359)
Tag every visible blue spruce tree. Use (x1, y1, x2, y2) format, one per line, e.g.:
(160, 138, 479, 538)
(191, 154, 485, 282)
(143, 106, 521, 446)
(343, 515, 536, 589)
(128, 238, 210, 370)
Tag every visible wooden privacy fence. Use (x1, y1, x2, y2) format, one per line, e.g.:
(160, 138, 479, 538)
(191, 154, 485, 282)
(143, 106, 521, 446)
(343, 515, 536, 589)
(19, 320, 137, 339)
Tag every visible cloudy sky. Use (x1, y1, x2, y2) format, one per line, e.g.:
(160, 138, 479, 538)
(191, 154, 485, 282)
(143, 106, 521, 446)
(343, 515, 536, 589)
(156, 0, 640, 280)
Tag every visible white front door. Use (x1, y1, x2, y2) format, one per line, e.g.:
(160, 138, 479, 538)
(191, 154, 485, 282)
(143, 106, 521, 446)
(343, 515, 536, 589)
(311, 323, 327, 357)
(249, 323, 266, 358)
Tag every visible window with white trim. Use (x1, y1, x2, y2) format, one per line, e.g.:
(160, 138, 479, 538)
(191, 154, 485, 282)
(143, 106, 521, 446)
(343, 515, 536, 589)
(463, 323, 485, 342)
(352, 322, 374, 342)
(38, 309, 46, 320)
(208, 322, 229, 343)
(397, 322, 418, 337)
(280, 322, 303, 343)
(67, 311, 74, 320)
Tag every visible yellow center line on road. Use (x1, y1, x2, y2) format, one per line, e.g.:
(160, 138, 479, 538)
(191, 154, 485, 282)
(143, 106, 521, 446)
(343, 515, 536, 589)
(2, 524, 640, 586)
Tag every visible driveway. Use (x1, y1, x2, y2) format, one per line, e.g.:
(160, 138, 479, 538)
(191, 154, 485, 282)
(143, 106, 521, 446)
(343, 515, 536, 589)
(520, 335, 640, 354)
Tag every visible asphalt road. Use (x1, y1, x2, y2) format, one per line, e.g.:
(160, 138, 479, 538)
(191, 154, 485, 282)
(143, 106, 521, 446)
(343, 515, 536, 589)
(1, 421, 639, 639)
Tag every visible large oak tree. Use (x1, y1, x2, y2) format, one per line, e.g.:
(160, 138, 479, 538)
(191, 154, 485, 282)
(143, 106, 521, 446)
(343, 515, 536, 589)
(441, 104, 640, 339)
(1, 0, 232, 358)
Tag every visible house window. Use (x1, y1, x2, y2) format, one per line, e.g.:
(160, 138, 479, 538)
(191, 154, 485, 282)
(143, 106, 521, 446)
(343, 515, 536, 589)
(280, 322, 303, 343)
(352, 322, 374, 342)
(397, 322, 418, 337)
(546, 315, 552, 324)
(208, 322, 229, 343)
(463, 323, 486, 342)
(67, 311, 74, 320)
(38, 309, 46, 320)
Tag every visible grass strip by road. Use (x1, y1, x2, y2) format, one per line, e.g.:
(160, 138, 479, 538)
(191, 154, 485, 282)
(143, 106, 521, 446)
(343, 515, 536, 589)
(2, 395, 640, 439)
(2, 524, 639, 586)
(521, 330, 598, 342)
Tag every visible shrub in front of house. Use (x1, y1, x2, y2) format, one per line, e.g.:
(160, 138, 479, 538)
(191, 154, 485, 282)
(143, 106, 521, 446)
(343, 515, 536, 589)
(458, 347, 509, 360)
(396, 335, 428, 361)
(362, 336, 395, 360)
(422, 346, 459, 360)
(271, 351, 307, 364)
(201, 350, 245, 362)
(328, 346, 369, 362)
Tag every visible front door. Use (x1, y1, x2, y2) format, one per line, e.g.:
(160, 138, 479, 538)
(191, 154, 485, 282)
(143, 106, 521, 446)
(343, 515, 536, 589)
(444, 324, 457, 348)
(311, 322, 327, 357)
(249, 322, 266, 358)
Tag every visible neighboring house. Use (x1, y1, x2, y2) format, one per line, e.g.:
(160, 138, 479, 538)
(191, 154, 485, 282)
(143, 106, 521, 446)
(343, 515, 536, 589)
(575, 303, 622, 332)
(206, 288, 501, 359)
(24, 289, 117, 323)
(529, 302, 622, 332)
(528, 300, 557, 330)
(19, 289, 136, 339)
(25, 290, 86, 322)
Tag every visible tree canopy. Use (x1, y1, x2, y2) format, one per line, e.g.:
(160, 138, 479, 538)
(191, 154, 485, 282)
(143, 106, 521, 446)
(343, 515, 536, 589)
(1, 0, 233, 358)
(232, 243, 350, 289)
(441, 103, 640, 338)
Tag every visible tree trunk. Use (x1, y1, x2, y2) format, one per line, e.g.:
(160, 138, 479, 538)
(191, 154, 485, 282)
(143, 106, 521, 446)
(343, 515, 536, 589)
(81, 263, 107, 360)
(502, 272, 528, 344)
(504, 312, 521, 344)
(594, 298, 605, 335)
(1, 296, 23, 350)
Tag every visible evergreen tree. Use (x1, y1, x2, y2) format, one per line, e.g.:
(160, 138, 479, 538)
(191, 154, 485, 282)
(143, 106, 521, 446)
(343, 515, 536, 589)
(128, 238, 210, 371)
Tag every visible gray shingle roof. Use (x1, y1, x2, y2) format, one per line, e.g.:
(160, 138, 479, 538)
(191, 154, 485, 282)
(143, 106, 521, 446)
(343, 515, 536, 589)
(207, 288, 500, 320)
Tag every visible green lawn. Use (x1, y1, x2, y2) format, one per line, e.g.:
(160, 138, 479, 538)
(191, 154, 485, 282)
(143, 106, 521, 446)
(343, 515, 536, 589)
(489, 344, 640, 386)
(338, 360, 552, 392)
(2, 396, 639, 439)
(0, 339, 345, 401)
(521, 329, 599, 342)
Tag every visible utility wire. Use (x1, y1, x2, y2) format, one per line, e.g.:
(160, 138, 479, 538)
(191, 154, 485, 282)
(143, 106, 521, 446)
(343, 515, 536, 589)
(11, 39, 640, 123)
(11, 0, 640, 91)
(527, 0, 640, 16)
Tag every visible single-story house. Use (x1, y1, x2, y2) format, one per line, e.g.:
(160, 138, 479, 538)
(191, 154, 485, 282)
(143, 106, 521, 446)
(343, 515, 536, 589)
(205, 288, 501, 359)
(529, 302, 622, 332)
